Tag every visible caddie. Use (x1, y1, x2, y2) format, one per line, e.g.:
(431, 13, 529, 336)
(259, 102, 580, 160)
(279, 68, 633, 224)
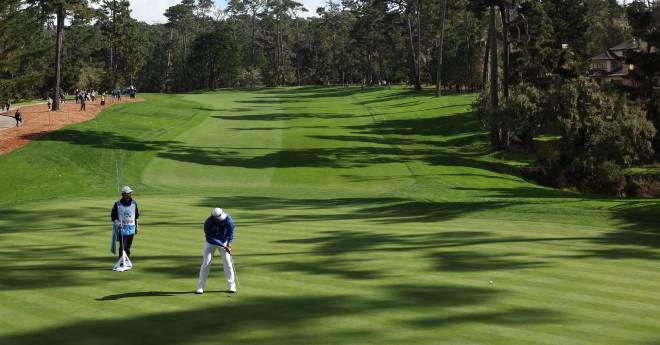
(111, 186, 140, 259)
(196, 207, 237, 294)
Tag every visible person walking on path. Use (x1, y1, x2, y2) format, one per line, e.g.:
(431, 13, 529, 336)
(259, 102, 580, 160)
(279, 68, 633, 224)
(80, 94, 86, 111)
(47, 97, 53, 111)
(196, 207, 237, 294)
(111, 186, 140, 261)
(14, 109, 22, 127)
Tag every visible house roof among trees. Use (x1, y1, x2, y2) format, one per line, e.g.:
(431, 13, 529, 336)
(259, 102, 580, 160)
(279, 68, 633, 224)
(592, 50, 619, 61)
(610, 39, 641, 52)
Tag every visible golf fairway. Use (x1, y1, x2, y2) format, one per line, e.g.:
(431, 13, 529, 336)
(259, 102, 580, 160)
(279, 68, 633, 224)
(0, 87, 658, 345)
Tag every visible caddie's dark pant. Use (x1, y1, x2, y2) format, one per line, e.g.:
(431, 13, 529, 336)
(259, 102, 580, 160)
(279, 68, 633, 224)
(117, 234, 134, 258)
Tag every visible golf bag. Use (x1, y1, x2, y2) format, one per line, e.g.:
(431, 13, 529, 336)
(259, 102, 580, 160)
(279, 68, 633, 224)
(111, 223, 133, 272)
(113, 249, 133, 272)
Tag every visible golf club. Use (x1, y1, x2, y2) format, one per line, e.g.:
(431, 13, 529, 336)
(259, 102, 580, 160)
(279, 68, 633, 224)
(221, 244, 239, 290)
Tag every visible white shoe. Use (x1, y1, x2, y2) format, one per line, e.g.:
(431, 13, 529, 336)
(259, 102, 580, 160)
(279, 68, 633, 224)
(195, 288, 204, 294)
(228, 284, 237, 293)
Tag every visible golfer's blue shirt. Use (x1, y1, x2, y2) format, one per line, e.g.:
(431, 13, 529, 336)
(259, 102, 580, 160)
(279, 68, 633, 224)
(204, 215, 235, 246)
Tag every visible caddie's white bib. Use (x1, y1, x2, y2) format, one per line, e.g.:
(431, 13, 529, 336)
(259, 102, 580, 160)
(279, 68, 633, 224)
(117, 201, 136, 226)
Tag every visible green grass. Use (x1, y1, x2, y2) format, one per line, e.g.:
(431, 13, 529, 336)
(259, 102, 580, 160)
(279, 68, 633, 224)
(0, 86, 659, 345)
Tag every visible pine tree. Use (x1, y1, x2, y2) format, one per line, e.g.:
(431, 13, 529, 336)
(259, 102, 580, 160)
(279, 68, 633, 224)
(26, 0, 92, 111)
(626, 0, 660, 153)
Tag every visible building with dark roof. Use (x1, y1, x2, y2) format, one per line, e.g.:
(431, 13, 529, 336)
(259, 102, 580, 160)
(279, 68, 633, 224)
(589, 39, 648, 86)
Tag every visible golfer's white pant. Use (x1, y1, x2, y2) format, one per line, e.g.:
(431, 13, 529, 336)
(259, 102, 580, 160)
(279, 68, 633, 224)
(197, 242, 235, 290)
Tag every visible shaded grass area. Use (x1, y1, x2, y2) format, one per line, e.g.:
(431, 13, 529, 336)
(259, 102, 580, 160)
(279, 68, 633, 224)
(2, 288, 561, 345)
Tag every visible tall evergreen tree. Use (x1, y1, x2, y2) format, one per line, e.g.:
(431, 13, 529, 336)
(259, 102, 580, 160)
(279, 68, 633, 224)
(626, 0, 660, 152)
(27, 0, 92, 111)
(0, 1, 51, 101)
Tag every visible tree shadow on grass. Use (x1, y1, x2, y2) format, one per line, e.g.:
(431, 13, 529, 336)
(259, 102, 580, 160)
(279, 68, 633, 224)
(36, 129, 180, 152)
(268, 257, 384, 280)
(31, 107, 517, 178)
(0, 248, 202, 290)
(578, 202, 660, 259)
(346, 110, 481, 137)
(273, 229, 593, 258)
(0, 245, 109, 290)
(263, 238, 550, 280)
(0, 207, 103, 235)
(96, 290, 226, 300)
(457, 192, 660, 258)
(466, 189, 660, 259)
(375, 284, 560, 328)
(451, 186, 589, 200)
(411, 307, 561, 328)
(0, 281, 557, 345)
(230, 125, 330, 131)
(430, 250, 548, 272)
(199, 196, 522, 224)
(255, 86, 363, 99)
(156, 144, 424, 169)
(0, 296, 364, 345)
(308, 134, 416, 146)
(352, 89, 426, 106)
(157, 146, 344, 168)
(212, 112, 371, 121)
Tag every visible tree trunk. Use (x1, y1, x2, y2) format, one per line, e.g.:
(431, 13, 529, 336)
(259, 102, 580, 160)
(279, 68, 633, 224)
(166, 28, 173, 91)
(250, 11, 256, 88)
(417, 0, 423, 88)
(111, 0, 117, 86)
(488, 5, 500, 150)
(482, 35, 489, 91)
(341, 40, 347, 86)
(488, 5, 498, 109)
(406, 14, 421, 90)
(464, 4, 472, 92)
(436, 0, 448, 97)
(331, 32, 337, 84)
(500, 5, 510, 101)
(277, 17, 284, 86)
(52, 4, 64, 112)
(295, 18, 302, 86)
(275, 17, 281, 86)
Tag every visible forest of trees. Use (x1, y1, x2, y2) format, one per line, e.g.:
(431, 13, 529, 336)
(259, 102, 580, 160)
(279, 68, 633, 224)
(0, 0, 659, 195)
(2, 0, 647, 95)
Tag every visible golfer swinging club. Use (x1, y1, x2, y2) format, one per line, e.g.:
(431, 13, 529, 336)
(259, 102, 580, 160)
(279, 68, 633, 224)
(196, 207, 237, 294)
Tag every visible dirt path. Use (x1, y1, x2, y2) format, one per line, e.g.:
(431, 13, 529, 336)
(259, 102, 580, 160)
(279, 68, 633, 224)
(0, 98, 143, 155)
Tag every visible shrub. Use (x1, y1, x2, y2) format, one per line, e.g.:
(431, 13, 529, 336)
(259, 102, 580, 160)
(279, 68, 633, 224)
(525, 77, 656, 195)
(498, 84, 544, 150)
(573, 159, 626, 195)
(625, 171, 660, 197)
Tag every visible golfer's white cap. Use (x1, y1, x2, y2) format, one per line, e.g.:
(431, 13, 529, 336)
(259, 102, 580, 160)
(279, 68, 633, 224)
(211, 207, 227, 221)
(121, 186, 133, 194)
